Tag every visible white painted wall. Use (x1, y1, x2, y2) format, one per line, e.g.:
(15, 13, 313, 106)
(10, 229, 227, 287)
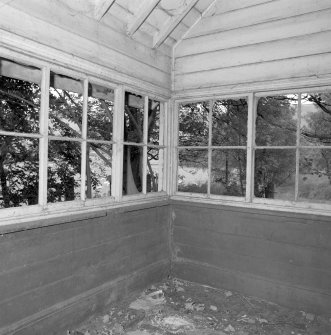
(174, 0, 331, 95)
(0, 0, 172, 98)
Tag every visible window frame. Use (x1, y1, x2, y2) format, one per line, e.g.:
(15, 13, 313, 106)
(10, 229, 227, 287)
(174, 89, 331, 215)
(0, 56, 169, 225)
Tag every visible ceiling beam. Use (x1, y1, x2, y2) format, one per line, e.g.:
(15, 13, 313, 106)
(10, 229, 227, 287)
(94, 0, 116, 21)
(153, 0, 199, 48)
(127, 0, 161, 37)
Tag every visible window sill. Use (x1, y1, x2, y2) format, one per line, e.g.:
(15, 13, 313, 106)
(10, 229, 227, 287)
(0, 193, 169, 234)
(171, 194, 331, 219)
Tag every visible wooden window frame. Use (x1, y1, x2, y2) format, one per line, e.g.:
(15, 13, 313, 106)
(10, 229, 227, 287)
(0, 56, 169, 226)
(173, 89, 331, 216)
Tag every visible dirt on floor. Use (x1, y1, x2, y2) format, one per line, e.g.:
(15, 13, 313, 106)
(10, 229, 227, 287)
(68, 278, 331, 335)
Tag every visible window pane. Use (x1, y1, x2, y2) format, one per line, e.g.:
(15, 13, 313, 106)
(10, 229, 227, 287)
(148, 99, 160, 145)
(212, 98, 247, 146)
(254, 149, 296, 200)
(48, 140, 81, 203)
(123, 145, 143, 195)
(0, 60, 41, 134)
(87, 83, 113, 141)
(0, 136, 39, 208)
(147, 147, 163, 193)
(299, 148, 331, 202)
(177, 149, 208, 193)
(49, 72, 83, 137)
(178, 101, 209, 146)
(124, 92, 144, 143)
(211, 149, 246, 196)
(256, 95, 298, 146)
(86, 143, 112, 199)
(300, 92, 331, 146)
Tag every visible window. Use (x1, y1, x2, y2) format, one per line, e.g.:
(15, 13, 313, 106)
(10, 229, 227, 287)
(0, 57, 166, 220)
(123, 92, 165, 196)
(177, 98, 248, 198)
(176, 91, 331, 210)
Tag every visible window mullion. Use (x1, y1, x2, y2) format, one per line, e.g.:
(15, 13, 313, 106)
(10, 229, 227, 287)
(38, 66, 50, 208)
(158, 101, 165, 192)
(207, 100, 213, 197)
(246, 93, 256, 202)
(295, 94, 302, 201)
(111, 86, 125, 201)
(80, 78, 88, 201)
(172, 100, 179, 195)
(142, 96, 148, 194)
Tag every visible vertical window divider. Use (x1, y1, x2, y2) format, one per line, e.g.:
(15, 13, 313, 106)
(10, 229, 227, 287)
(39, 66, 50, 208)
(295, 94, 302, 201)
(81, 78, 88, 202)
(112, 85, 125, 201)
(158, 101, 166, 192)
(207, 99, 213, 197)
(172, 100, 179, 195)
(142, 96, 149, 194)
(246, 93, 256, 202)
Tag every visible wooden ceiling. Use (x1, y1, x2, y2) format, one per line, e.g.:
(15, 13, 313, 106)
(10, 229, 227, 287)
(58, 0, 217, 48)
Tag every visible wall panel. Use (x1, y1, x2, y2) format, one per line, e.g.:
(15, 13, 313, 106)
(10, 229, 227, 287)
(171, 201, 331, 316)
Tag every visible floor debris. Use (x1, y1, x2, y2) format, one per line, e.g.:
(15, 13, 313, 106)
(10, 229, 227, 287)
(69, 279, 331, 335)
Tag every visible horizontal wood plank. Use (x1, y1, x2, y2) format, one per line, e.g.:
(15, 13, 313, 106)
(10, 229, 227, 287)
(187, 0, 331, 38)
(176, 9, 331, 58)
(176, 30, 331, 74)
(175, 53, 331, 91)
(173, 261, 331, 315)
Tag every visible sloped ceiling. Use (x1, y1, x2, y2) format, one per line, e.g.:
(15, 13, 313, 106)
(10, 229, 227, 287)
(57, 0, 217, 48)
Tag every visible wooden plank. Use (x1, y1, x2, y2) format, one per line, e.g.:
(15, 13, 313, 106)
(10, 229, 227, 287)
(175, 30, 331, 74)
(173, 204, 331, 249)
(0, 227, 169, 303)
(175, 53, 331, 91)
(0, 6, 170, 90)
(153, 0, 199, 48)
(176, 9, 331, 57)
(94, 0, 116, 21)
(212, 0, 275, 16)
(187, 0, 331, 38)
(174, 226, 331, 271)
(173, 261, 331, 315)
(127, 0, 161, 36)
(0, 207, 166, 273)
(176, 243, 331, 292)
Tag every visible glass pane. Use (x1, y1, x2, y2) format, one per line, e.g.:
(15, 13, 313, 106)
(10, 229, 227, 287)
(48, 140, 81, 203)
(254, 149, 296, 200)
(211, 149, 246, 196)
(300, 92, 331, 146)
(124, 92, 144, 143)
(177, 149, 208, 193)
(299, 148, 331, 202)
(86, 144, 112, 199)
(256, 95, 298, 146)
(0, 136, 39, 208)
(148, 99, 160, 145)
(212, 98, 247, 146)
(49, 72, 83, 137)
(123, 145, 143, 195)
(147, 147, 163, 193)
(0, 60, 41, 133)
(178, 101, 209, 146)
(87, 83, 113, 141)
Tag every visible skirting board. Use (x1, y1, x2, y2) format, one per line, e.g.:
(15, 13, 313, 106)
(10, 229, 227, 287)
(0, 260, 170, 335)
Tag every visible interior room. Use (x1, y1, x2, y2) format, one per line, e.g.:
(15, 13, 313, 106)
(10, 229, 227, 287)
(0, 0, 331, 334)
